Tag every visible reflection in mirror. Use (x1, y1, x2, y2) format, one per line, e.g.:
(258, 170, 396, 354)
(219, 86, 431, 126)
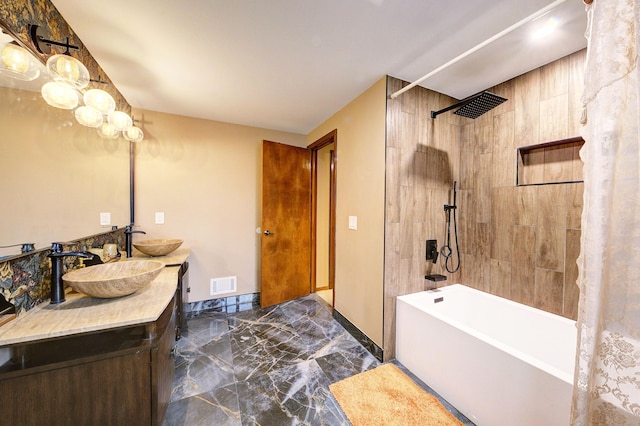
(0, 27, 129, 260)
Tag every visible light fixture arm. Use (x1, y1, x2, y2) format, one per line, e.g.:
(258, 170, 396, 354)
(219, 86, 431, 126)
(29, 24, 79, 55)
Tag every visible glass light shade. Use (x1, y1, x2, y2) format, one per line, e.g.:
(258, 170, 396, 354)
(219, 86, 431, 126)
(108, 111, 133, 131)
(123, 125, 144, 142)
(0, 43, 40, 81)
(83, 89, 115, 115)
(97, 122, 119, 139)
(46, 54, 90, 89)
(41, 81, 79, 109)
(75, 106, 104, 127)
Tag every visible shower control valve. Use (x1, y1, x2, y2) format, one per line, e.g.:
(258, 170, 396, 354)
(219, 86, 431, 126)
(426, 240, 439, 264)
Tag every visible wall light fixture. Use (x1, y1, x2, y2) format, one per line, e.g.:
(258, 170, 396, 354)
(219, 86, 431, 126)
(0, 41, 41, 81)
(123, 125, 144, 143)
(108, 111, 133, 131)
(98, 122, 120, 139)
(84, 89, 116, 115)
(41, 81, 79, 109)
(28, 24, 144, 142)
(74, 105, 104, 127)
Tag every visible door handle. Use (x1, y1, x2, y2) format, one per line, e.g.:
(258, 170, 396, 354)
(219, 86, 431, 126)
(263, 230, 274, 236)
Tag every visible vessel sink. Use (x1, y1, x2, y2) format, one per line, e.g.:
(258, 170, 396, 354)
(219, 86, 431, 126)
(63, 260, 164, 298)
(133, 239, 183, 256)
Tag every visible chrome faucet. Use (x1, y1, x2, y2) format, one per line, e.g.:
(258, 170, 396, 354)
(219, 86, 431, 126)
(48, 242, 93, 305)
(125, 225, 146, 258)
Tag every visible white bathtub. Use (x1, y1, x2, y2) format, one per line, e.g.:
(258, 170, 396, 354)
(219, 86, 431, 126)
(396, 284, 577, 426)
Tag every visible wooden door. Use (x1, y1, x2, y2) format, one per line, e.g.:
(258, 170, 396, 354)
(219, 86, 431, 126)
(260, 140, 311, 307)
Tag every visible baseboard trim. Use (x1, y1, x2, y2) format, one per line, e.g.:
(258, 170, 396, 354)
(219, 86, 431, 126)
(187, 292, 260, 315)
(333, 309, 383, 362)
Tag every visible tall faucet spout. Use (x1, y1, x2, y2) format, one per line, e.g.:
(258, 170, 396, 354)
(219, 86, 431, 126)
(125, 225, 146, 258)
(48, 243, 93, 305)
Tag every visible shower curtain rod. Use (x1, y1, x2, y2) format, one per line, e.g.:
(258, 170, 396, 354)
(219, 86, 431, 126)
(389, 0, 568, 100)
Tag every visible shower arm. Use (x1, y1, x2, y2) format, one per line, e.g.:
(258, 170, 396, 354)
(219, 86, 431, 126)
(431, 94, 482, 119)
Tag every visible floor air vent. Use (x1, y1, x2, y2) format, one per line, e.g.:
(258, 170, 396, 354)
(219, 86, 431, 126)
(210, 276, 237, 296)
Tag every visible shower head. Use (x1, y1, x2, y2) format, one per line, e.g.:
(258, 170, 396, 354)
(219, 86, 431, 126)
(431, 91, 508, 119)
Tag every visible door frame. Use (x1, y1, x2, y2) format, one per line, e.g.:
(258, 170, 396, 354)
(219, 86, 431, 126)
(308, 129, 337, 295)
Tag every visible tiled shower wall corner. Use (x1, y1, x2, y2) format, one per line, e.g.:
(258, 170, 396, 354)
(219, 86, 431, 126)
(0, 229, 125, 313)
(458, 49, 586, 320)
(383, 49, 586, 360)
(383, 76, 463, 360)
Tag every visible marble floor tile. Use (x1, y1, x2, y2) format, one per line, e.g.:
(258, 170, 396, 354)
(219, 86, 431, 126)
(315, 346, 379, 384)
(281, 297, 349, 354)
(181, 311, 229, 347)
(236, 360, 347, 426)
(164, 294, 474, 426)
(171, 333, 235, 401)
(164, 383, 241, 426)
(229, 316, 310, 381)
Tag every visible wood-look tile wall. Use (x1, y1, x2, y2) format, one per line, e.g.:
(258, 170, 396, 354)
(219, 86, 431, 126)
(458, 49, 586, 320)
(383, 77, 462, 360)
(382, 49, 586, 360)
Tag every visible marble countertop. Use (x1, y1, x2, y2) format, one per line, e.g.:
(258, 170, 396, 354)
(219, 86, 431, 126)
(0, 247, 190, 347)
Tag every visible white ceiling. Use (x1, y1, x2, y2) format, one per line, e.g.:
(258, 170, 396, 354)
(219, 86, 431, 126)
(50, 0, 587, 134)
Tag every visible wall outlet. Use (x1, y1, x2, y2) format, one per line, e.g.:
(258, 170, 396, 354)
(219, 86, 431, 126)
(100, 212, 111, 226)
(155, 212, 165, 224)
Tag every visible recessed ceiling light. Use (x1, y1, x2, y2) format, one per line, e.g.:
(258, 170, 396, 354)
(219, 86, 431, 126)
(532, 17, 560, 39)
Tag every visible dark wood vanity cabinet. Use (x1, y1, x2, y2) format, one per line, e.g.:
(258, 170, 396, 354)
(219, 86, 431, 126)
(175, 261, 189, 340)
(151, 296, 177, 424)
(0, 297, 177, 425)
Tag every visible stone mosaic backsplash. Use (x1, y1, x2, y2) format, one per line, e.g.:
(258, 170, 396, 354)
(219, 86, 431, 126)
(0, 228, 125, 313)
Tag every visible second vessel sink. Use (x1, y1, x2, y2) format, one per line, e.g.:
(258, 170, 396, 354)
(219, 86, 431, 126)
(133, 239, 183, 256)
(63, 260, 164, 298)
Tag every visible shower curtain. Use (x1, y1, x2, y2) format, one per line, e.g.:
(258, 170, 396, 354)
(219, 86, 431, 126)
(571, 0, 640, 425)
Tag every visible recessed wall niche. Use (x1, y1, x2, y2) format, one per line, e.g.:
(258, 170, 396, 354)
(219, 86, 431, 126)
(517, 136, 585, 185)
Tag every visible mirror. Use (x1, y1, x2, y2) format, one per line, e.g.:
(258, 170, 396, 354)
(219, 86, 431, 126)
(0, 27, 130, 260)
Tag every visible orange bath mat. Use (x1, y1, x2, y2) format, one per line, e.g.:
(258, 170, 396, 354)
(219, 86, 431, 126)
(329, 363, 463, 426)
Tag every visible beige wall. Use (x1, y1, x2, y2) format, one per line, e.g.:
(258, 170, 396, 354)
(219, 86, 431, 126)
(133, 109, 306, 302)
(1, 86, 129, 257)
(315, 143, 333, 288)
(307, 77, 387, 347)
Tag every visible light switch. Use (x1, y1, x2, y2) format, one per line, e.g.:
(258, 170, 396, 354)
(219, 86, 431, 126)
(155, 212, 165, 224)
(348, 216, 357, 230)
(100, 212, 111, 226)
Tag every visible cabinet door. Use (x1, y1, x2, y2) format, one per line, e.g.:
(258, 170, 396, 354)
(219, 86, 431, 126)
(1, 351, 151, 425)
(151, 305, 177, 425)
